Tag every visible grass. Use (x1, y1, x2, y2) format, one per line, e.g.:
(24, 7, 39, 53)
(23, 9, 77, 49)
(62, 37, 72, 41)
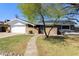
(0, 35, 32, 56)
(37, 35, 79, 56)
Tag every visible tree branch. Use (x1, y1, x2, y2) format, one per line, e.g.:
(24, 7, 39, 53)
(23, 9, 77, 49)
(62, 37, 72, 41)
(48, 18, 58, 36)
(39, 12, 48, 38)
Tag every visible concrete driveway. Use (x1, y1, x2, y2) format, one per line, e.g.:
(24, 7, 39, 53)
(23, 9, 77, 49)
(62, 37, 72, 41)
(0, 33, 20, 38)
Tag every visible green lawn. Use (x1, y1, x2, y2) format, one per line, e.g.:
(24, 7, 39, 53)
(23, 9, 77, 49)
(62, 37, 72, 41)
(0, 35, 32, 56)
(37, 35, 79, 56)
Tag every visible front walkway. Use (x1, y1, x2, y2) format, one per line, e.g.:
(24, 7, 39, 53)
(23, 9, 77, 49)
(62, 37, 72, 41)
(24, 35, 39, 56)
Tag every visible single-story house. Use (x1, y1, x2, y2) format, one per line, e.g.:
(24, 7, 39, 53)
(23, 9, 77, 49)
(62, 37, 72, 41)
(0, 18, 76, 36)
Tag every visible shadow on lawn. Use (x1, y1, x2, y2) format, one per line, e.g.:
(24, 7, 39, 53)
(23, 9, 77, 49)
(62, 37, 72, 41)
(44, 36, 68, 44)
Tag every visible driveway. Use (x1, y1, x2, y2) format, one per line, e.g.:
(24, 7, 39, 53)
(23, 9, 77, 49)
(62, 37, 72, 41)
(0, 33, 20, 38)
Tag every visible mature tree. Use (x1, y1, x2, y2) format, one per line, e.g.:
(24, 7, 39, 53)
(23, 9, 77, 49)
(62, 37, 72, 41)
(42, 4, 76, 36)
(19, 3, 77, 38)
(19, 3, 50, 38)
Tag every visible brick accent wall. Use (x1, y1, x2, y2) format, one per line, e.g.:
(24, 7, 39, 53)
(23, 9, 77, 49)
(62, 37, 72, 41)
(27, 25, 57, 36)
(6, 26, 11, 33)
(46, 27, 57, 36)
(26, 27, 38, 34)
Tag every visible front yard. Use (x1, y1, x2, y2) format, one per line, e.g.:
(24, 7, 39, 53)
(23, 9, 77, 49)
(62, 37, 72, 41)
(1, 34, 79, 56)
(37, 35, 79, 56)
(0, 34, 32, 56)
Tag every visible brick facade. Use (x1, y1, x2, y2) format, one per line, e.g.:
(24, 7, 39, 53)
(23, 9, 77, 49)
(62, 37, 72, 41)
(6, 25, 11, 33)
(26, 27, 38, 34)
(46, 27, 57, 36)
(26, 26, 58, 36)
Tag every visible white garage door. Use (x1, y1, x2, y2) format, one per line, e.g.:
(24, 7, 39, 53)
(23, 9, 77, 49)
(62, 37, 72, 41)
(11, 25, 26, 33)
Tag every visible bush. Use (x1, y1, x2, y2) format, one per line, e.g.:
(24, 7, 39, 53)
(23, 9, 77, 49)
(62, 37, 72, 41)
(29, 30, 33, 34)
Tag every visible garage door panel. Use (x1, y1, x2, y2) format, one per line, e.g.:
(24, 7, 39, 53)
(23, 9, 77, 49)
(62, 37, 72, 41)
(11, 25, 26, 33)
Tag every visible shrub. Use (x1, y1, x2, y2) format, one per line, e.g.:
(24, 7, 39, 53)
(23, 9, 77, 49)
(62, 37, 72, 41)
(29, 30, 33, 34)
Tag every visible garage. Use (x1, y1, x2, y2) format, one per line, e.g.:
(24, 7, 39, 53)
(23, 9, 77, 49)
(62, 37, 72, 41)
(7, 18, 27, 34)
(7, 18, 34, 34)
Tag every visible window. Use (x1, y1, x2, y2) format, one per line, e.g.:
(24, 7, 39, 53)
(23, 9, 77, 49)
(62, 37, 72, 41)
(62, 26, 69, 29)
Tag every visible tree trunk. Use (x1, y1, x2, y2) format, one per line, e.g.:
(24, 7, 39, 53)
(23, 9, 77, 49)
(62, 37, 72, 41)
(48, 18, 58, 36)
(48, 26, 54, 36)
(40, 12, 48, 38)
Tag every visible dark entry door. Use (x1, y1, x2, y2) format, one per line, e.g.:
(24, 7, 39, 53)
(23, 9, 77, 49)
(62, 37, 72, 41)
(57, 26, 61, 35)
(38, 26, 44, 34)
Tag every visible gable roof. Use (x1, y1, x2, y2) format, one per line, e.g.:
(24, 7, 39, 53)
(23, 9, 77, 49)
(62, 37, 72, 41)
(6, 18, 35, 26)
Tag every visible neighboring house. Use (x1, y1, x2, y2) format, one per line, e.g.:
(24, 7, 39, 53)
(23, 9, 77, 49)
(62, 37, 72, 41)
(0, 21, 8, 32)
(0, 18, 76, 36)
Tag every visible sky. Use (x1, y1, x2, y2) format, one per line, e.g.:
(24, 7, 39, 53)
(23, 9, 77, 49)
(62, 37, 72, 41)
(0, 3, 79, 26)
(0, 3, 25, 21)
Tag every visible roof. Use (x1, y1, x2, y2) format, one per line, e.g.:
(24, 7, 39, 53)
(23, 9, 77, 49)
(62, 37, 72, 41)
(35, 20, 77, 25)
(6, 18, 35, 26)
(6, 18, 77, 26)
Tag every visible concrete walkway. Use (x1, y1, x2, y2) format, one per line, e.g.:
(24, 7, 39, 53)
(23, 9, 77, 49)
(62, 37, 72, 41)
(24, 35, 38, 56)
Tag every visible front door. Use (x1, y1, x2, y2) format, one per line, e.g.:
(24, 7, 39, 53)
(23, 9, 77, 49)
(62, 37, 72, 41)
(57, 26, 61, 35)
(38, 26, 44, 34)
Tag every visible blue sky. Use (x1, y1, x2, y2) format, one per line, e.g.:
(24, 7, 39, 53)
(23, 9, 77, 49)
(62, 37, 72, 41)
(0, 3, 25, 21)
(0, 3, 79, 26)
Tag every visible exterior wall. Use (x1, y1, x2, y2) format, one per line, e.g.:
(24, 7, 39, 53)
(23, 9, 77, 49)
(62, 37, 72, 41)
(7, 24, 75, 35)
(6, 26, 11, 33)
(0, 24, 10, 32)
(26, 26, 38, 34)
(10, 22, 26, 33)
(26, 25, 57, 35)
(13, 22, 25, 26)
(74, 27, 79, 32)
(46, 27, 57, 36)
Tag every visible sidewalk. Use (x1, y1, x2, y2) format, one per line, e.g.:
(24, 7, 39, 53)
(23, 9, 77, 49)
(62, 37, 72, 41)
(24, 35, 38, 56)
